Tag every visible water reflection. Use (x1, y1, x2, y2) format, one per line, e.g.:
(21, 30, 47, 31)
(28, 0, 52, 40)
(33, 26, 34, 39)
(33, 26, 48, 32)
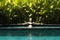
(0, 29, 60, 36)
(0, 29, 60, 40)
(28, 33, 32, 40)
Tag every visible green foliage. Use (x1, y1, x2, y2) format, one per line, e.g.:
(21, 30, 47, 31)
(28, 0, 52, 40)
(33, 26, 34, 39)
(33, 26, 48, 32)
(0, 0, 60, 24)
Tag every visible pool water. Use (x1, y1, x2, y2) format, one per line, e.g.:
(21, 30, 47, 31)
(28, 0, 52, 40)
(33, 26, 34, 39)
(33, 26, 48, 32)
(0, 36, 60, 40)
(0, 29, 60, 40)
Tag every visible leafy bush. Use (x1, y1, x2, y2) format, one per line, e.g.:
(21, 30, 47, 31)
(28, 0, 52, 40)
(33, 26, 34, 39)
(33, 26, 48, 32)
(0, 0, 60, 24)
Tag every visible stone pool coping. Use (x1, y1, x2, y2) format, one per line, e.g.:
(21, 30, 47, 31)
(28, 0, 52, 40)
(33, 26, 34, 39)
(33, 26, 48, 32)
(0, 24, 60, 29)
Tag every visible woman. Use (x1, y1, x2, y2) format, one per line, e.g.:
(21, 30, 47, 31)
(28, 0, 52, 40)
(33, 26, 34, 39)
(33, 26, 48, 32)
(18, 18, 43, 28)
(21, 18, 33, 28)
(27, 18, 33, 28)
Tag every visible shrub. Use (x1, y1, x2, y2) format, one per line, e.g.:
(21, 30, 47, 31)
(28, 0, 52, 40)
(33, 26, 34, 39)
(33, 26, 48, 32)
(0, 0, 60, 24)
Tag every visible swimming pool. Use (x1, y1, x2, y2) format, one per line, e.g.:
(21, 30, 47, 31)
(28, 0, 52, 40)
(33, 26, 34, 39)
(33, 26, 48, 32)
(0, 24, 60, 40)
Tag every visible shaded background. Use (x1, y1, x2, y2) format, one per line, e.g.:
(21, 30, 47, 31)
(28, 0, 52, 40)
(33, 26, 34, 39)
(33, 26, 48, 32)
(0, 0, 60, 24)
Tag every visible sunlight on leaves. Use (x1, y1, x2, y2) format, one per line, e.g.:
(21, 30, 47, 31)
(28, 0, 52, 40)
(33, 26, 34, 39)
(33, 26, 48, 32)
(50, 5, 54, 9)
(29, 2, 33, 7)
(43, 10, 46, 14)
(29, 14, 32, 17)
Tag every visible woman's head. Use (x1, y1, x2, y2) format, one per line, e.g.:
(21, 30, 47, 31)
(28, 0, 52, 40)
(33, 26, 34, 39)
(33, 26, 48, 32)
(29, 18, 32, 22)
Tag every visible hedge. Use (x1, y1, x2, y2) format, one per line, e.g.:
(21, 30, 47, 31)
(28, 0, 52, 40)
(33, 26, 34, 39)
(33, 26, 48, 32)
(0, 0, 60, 24)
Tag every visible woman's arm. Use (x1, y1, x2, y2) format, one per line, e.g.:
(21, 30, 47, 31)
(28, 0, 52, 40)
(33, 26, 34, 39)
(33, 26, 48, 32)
(33, 22, 44, 25)
(17, 22, 28, 25)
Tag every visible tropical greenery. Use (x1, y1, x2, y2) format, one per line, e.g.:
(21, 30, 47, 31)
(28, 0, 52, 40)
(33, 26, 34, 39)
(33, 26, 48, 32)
(0, 0, 60, 24)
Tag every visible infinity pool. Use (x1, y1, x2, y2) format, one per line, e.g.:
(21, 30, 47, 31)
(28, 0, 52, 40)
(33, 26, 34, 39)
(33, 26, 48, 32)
(0, 25, 60, 40)
(0, 29, 60, 40)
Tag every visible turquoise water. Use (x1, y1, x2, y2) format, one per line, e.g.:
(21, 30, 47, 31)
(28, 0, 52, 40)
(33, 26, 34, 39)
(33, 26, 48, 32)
(0, 36, 60, 40)
(0, 29, 60, 40)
